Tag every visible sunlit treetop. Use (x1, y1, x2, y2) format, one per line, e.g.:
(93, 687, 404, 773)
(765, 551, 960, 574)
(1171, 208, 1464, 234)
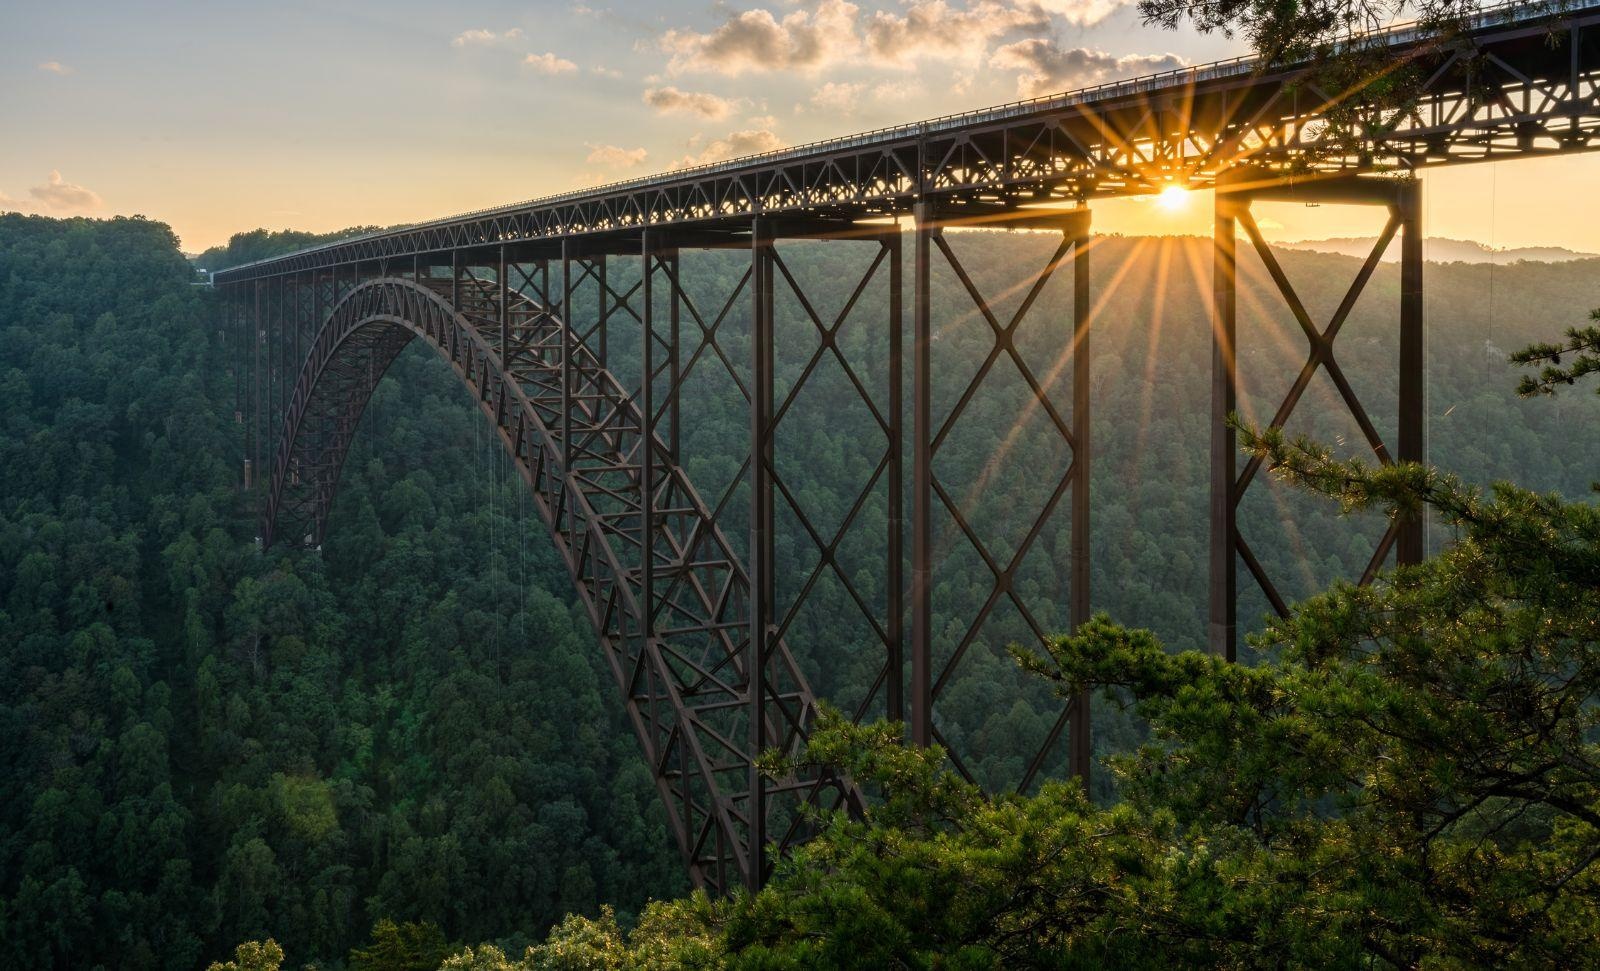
(1141, 0, 1480, 63)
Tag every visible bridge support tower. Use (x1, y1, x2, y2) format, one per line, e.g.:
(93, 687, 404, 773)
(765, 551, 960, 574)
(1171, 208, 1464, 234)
(1210, 174, 1425, 660)
(910, 202, 1094, 789)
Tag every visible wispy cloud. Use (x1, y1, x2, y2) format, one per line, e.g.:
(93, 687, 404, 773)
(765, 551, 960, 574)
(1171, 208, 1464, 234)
(660, 0, 860, 75)
(452, 27, 523, 48)
(29, 170, 102, 211)
(1033, 0, 1134, 27)
(524, 52, 578, 75)
(673, 128, 786, 168)
(807, 81, 865, 115)
(990, 39, 1184, 97)
(585, 143, 649, 168)
(37, 61, 73, 75)
(874, 79, 917, 102)
(651, 0, 1144, 88)
(643, 86, 744, 120)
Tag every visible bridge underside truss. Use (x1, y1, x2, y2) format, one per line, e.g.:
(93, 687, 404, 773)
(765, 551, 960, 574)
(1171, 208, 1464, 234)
(223, 166, 1488, 889)
(230, 204, 1106, 890)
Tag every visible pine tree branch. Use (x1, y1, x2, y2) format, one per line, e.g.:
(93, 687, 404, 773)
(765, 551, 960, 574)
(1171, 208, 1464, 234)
(1511, 314, 1600, 397)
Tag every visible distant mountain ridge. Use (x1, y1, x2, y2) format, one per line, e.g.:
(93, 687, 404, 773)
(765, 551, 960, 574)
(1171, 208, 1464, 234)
(1279, 236, 1598, 264)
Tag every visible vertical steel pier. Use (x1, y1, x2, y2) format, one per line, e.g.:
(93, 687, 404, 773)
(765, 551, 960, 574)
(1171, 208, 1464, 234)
(910, 202, 1095, 786)
(1210, 173, 1425, 660)
(747, 218, 776, 888)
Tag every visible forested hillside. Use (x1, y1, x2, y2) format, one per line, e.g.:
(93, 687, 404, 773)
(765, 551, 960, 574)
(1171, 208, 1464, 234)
(0, 213, 684, 970)
(1, 211, 1595, 968)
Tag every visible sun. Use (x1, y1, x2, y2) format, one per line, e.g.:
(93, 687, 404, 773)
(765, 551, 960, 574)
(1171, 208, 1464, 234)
(1156, 184, 1190, 211)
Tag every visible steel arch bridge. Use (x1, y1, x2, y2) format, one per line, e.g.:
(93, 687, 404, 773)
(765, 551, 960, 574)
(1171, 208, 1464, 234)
(214, 1, 1600, 893)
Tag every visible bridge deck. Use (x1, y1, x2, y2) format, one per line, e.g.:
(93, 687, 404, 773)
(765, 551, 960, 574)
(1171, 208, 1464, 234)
(214, 1, 1600, 283)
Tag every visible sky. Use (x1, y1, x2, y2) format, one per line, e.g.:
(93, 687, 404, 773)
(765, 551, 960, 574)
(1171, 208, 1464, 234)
(2, 0, 1596, 254)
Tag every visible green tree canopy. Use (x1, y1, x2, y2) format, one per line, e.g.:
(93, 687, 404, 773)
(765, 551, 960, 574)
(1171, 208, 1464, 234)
(434, 305, 1600, 968)
(205, 939, 285, 971)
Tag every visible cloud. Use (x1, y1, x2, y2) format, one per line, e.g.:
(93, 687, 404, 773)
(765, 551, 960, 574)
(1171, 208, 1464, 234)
(452, 27, 523, 48)
(673, 128, 786, 167)
(0, 191, 32, 212)
(808, 81, 865, 115)
(660, 0, 860, 75)
(643, 86, 743, 120)
(37, 61, 73, 75)
(652, 0, 1139, 81)
(990, 40, 1185, 97)
(586, 143, 649, 168)
(866, 1, 1047, 67)
(1032, 0, 1134, 26)
(29, 170, 102, 211)
(873, 80, 917, 102)
(524, 52, 578, 75)
(591, 64, 623, 78)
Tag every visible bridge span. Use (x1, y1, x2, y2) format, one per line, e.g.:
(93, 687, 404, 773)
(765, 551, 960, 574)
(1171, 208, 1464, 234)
(214, 2, 1600, 894)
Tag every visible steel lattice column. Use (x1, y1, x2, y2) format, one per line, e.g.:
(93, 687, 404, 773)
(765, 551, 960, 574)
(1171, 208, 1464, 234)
(886, 228, 905, 727)
(910, 201, 1095, 788)
(746, 219, 904, 878)
(1068, 220, 1091, 782)
(1209, 173, 1425, 660)
(1211, 195, 1239, 657)
(235, 287, 250, 490)
(748, 218, 776, 888)
(911, 203, 935, 749)
(253, 280, 263, 504)
(1397, 193, 1425, 565)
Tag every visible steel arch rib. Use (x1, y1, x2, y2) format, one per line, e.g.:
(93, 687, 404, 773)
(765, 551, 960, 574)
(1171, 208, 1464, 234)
(262, 276, 853, 893)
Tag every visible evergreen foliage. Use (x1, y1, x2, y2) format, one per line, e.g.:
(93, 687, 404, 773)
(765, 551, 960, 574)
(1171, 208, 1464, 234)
(348, 920, 451, 971)
(0, 213, 683, 969)
(417, 306, 1600, 968)
(1137, 0, 1489, 65)
(206, 939, 285, 971)
(1513, 312, 1600, 397)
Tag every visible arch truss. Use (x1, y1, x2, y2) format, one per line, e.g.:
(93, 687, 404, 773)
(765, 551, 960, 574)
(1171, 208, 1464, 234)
(253, 256, 869, 894)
